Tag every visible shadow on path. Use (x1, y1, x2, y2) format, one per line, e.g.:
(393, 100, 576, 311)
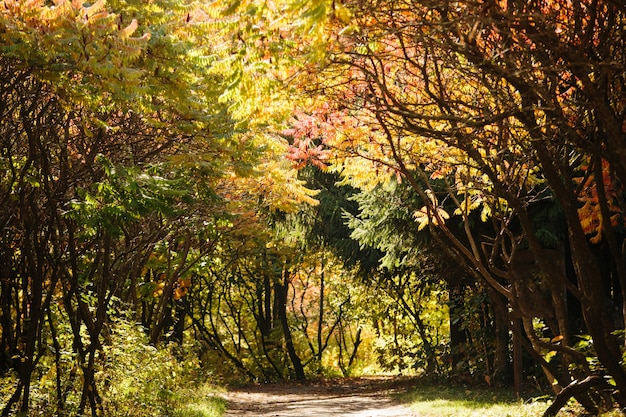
(223, 377, 419, 417)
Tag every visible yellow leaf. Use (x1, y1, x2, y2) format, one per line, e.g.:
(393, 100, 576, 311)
(335, 4, 352, 24)
(119, 18, 138, 39)
(83, 0, 105, 17)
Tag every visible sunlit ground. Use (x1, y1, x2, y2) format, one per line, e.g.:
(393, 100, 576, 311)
(397, 383, 623, 417)
(171, 384, 228, 417)
(174, 397, 227, 417)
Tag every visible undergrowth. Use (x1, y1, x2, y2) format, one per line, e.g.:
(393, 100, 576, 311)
(0, 318, 227, 417)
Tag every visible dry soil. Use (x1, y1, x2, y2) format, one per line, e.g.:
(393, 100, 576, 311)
(223, 377, 419, 417)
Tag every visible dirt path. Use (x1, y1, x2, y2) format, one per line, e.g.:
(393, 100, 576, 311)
(223, 377, 418, 417)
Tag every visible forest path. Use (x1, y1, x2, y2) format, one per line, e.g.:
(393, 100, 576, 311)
(223, 377, 419, 417)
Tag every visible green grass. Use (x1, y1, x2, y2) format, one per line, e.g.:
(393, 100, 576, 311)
(397, 384, 545, 417)
(169, 383, 228, 417)
(396, 383, 623, 417)
(172, 393, 227, 417)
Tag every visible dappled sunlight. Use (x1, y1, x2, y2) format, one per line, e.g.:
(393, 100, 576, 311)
(399, 384, 580, 417)
(224, 378, 417, 417)
(1, 0, 625, 416)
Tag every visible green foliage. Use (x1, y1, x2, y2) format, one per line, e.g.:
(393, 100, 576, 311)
(5, 0, 625, 415)
(0, 1, 294, 414)
(99, 318, 224, 417)
(277, 166, 381, 271)
(372, 284, 449, 373)
(347, 179, 425, 271)
(0, 0, 224, 117)
(68, 155, 193, 237)
(272, 0, 626, 408)
(0, 313, 225, 417)
(527, 200, 566, 250)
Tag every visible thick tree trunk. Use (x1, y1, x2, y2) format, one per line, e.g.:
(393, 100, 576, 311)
(543, 376, 609, 417)
(448, 281, 467, 373)
(275, 278, 306, 380)
(489, 289, 511, 386)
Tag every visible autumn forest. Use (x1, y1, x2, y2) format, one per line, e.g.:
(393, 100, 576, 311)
(0, 0, 625, 416)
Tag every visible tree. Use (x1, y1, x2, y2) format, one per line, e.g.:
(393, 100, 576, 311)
(0, 0, 313, 414)
(276, 0, 626, 412)
(348, 179, 475, 377)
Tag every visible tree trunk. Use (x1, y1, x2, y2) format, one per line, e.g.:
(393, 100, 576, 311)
(448, 281, 467, 373)
(275, 277, 305, 380)
(489, 289, 511, 386)
(317, 257, 325, 369)
(543, 376, 609, 417)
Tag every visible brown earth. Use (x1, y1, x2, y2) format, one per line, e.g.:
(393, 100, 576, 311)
(222, 377, 419, 417)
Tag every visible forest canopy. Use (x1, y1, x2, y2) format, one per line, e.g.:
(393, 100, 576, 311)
(0, 0, 625, 416)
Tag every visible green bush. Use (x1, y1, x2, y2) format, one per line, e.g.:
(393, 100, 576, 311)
(98, 319, 225, 417)
(0, 317, 226, 417)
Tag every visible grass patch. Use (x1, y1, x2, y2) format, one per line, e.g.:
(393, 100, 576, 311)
(166, 381, 227, 417)
(172, 392, 227, 417)
(396, 382, 622, 417)
(397, 383, 546, 417)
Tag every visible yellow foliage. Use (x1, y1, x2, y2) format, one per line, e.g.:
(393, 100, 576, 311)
(414, 189, 451, 231)
(118, 18, 138, 39)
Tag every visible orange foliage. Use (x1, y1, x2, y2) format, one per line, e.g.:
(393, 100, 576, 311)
(575, 159, 624, 244)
